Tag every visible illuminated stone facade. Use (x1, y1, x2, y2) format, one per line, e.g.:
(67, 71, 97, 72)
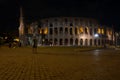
(19, 17, 115, 46)
(39, 17, 114, 46)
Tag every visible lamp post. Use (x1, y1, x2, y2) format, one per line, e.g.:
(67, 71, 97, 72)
(94, 34, 99, 38)
(94, 33, 99, 47)
(115, 32, 118, 47)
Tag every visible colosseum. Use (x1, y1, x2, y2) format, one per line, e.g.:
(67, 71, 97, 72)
(39, 17, 114, 46)
(19, 16, 115, 47)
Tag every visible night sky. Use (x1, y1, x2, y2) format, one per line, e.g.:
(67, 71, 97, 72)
(0, 0, 120, 33)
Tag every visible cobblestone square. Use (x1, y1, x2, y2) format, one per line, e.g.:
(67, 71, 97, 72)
(0, 47, 120, 80)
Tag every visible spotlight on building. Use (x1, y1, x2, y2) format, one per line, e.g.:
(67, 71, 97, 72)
(94, 34, 99, 38)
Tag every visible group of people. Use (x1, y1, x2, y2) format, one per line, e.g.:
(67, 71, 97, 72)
(8, 37, 38, 53)
(8, 42, 21, 48)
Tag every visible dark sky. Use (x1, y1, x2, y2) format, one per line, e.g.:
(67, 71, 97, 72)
(0, 0, 120, 33)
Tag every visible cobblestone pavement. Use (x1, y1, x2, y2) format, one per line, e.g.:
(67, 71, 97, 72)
(0, 47, 120, 80)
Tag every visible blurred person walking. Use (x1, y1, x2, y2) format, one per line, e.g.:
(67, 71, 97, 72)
(32, 38, 37, 53)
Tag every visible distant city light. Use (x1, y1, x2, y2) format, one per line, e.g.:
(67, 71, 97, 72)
(5, 37, 8, 39)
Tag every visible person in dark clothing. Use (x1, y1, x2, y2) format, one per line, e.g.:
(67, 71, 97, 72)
(32, 38, 37, 53)
(0, 42, 1, 48)
(19, 42, 21, 47)
(9, 42, 12, 48)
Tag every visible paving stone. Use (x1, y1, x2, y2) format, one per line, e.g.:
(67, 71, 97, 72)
(0, 48, 120, 80)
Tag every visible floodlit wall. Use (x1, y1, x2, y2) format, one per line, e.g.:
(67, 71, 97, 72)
(20, 17, 114, 46)
(40, 17, 114, 46)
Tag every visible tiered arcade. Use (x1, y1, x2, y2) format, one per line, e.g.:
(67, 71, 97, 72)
(39, 17, 114, 46)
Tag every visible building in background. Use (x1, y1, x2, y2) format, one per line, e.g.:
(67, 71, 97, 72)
(19, 8, 115, 47)
(115, 32, 120, 47)
(40, 17, 114, 47)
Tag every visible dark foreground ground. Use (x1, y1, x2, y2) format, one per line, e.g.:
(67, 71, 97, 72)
(0, 47, 120, 80)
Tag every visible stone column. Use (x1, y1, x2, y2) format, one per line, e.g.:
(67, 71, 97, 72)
(52, 22, 54, 45)
(63, 27, 65, 45)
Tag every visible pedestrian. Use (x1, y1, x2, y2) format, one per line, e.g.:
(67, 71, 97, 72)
(9, 42, 12, 48)
(19, 42, 21, 47)
(32, 38, 37, 53)
(0, 42, 1, 48)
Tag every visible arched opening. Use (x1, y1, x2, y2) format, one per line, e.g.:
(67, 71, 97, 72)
(70, 38, 73, 45)
(94, 28, 97, 34)
(64, 39, 68, 45)
(59, 27, 63, 34)
(65, 28, 68, 34)
(54, 38, 58, 45)
(94, 39, 97, 46)
(75, 28, 78, 35)
(50, 23, 53, 27)
(45, 39, 48, 45)
(59, 39, 63, 45)
(70, 23, 73, 26)
(80, 39, 83, 46)
(64, 18, 68, 23)
(70, 28, 73, 35)
(90, 28, 92, 35)
(98, 39, 101, 46)
(85, 28, 88, 34)
(90, 39, 92, 46)
(49, 28, 53, 35)
(54, 28, 58, 35)
(75, 38, 78, 45)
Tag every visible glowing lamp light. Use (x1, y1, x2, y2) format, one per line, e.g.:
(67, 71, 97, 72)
(94, 34, 99, 37)
(14, 38, 20, 42)
(5, 37, 8, 39)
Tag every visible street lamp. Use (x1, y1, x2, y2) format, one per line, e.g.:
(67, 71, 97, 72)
(94, 34, 99, 38)
(94, 34, 99, 47)
(115, 32, 118, 47)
